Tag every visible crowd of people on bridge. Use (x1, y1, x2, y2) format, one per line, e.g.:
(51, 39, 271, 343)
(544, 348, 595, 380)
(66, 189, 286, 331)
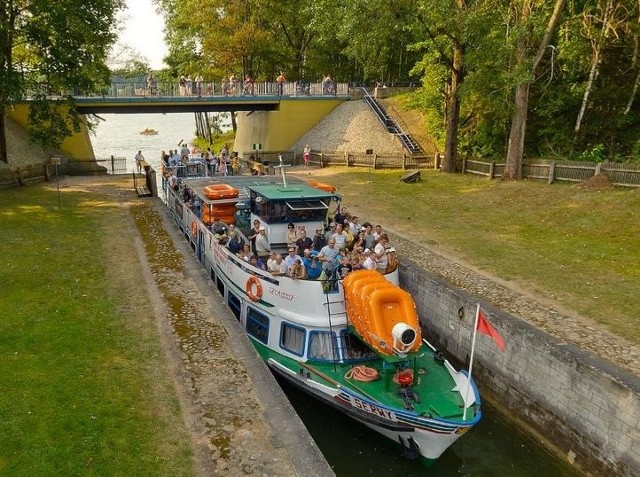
(142, 71, 337, 97)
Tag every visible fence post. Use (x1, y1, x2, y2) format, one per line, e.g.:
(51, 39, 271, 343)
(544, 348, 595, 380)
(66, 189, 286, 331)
(373, 154, 378, 170)
(489, 161, 495, 179)
(434, 152, 440, 170)
(345, 152, 349, 167)
(403, 154, 407, 169)
(320, 153, 324, 168)
(595, 163, 602, 176)
(111, 155, 115, 174)
(462, 156, 467, 174)
(548, 161, 556, 184)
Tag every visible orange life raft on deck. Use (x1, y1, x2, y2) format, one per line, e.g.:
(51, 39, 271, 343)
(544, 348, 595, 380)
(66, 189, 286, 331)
(307, 180, 336, 193)
(203, 183, 239, 200)
(343, 270, 421, 357)
(202, 209, 236, 226)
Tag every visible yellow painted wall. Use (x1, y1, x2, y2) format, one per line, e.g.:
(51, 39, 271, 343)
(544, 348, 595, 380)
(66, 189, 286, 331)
(233, 98, 346, 155)
(8, 104, 95, 160)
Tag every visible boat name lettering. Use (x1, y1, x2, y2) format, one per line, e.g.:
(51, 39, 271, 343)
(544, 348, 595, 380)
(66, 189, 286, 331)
(268, 287, 294, 302)
(214, 244, 228, 263)
(350, 396, 396, 421)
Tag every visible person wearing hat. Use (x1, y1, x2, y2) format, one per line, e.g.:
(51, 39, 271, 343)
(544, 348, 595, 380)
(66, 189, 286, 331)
(211, 217, 228, 243)
(362, 248, 377, 270)
(255, 226, 270, 260)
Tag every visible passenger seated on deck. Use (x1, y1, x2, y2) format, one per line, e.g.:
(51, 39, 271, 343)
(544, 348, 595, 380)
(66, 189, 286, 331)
(302, 249, 322, 280)
(211, 218, 228, 244)
(268, 254, 288, 276)
(227, 225, 244, 254)
(288, 259, 306, 279)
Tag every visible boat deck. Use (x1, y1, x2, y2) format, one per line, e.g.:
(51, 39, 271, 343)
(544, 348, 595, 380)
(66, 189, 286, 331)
(311, 353, 473, 420)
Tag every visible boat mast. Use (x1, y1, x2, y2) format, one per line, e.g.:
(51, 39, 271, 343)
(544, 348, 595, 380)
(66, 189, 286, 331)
(273, 154, 290, 187)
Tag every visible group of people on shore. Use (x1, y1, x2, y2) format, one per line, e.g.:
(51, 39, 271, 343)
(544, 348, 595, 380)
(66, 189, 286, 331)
(216, 207, 396, 283)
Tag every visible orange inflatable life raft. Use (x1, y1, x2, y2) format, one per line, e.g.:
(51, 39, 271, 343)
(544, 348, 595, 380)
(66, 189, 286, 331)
(343, 270, 421, 357)
(307, 180, 336, 193)
(203, 184, 239, 200)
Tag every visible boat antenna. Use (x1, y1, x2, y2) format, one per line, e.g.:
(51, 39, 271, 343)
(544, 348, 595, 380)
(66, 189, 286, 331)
(272, 154, 290, 187)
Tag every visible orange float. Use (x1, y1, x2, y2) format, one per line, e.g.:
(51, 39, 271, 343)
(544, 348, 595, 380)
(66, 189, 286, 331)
(203, 184, 239, 200)
(245, 276, 262, 301)
(307, 180, 336, 193)
(191, 221, 198, 236)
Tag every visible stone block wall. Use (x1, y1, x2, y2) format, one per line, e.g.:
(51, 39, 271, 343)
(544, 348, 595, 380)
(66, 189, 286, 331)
(400, 258, 640, 476)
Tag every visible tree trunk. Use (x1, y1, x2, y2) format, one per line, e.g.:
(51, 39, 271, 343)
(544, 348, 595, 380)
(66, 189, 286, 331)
(504, 0, 567, 180)
(442, 44, 463, 173)
(504, 82, 530, 180)
(0, 112, 7, 163)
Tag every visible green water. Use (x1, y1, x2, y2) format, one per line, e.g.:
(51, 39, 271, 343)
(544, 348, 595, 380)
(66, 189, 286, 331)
(278, 378, 579, 476)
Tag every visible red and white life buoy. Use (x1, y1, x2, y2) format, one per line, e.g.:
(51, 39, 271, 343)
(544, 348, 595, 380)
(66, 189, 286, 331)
(245, 276, 262, 302)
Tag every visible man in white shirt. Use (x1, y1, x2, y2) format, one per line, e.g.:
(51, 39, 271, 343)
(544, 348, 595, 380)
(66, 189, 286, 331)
(362, 249, 377, 270)
(284, 247, 303, 268)
(135, 150, 145, 172)
(268, 254, 288, 276)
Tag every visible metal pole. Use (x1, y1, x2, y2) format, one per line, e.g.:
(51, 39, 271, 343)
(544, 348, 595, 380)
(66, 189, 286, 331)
(55, 163, 61, 210)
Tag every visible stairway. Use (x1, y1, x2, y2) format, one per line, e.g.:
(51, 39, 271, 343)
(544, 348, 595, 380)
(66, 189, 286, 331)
(361, 88, 423, 155)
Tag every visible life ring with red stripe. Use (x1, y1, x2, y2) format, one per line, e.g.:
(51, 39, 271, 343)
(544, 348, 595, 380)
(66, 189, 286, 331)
(245, 276, 262, 302)
(191, 220, 198, 237)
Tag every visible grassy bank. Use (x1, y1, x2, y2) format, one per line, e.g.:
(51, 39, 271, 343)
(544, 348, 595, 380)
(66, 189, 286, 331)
(307, 167, 640, 344)
(0, 183, 194, 475)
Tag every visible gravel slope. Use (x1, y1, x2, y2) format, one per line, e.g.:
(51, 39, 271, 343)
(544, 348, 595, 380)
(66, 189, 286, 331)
(290, 100, 405, 155)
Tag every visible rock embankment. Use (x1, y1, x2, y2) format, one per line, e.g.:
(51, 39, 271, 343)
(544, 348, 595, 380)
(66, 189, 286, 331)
(290, 100, 405, 155)
(2, 116, 51, 169)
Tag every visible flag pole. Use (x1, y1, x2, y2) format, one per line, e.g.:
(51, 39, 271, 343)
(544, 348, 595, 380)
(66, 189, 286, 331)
(463, 303, 481, 421)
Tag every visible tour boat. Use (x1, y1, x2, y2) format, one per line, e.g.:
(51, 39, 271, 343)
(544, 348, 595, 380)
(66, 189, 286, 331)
(139, 128, 158, 135)
(162, 160, 482, 464)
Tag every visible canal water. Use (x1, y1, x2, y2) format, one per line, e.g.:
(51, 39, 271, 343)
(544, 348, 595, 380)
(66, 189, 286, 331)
(92, 114, 580, 477)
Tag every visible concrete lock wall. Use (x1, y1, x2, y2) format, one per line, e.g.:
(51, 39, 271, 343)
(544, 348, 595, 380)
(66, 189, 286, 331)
(400, 258, 640, 477)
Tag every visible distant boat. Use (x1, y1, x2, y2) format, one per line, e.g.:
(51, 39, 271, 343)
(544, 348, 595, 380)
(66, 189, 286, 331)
(139, 128, 158, 135)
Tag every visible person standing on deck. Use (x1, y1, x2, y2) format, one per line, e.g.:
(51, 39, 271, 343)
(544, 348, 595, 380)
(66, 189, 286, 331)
(135, 150, 145, 172)
(255, 226, 270, 261)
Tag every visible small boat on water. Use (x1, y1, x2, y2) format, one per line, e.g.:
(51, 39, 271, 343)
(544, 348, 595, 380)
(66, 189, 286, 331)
(139, 128, 158, 135)
(162, 160, 482, 464)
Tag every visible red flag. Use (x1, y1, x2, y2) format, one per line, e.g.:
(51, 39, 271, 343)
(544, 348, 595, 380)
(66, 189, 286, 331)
(477, 309, 505, 351)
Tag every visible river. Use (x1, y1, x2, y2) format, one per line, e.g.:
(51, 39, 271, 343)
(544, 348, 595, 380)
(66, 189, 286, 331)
(91, 113, 579, 476)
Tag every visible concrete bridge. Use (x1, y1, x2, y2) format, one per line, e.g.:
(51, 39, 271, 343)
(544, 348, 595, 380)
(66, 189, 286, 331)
(8, 82, 351, 159)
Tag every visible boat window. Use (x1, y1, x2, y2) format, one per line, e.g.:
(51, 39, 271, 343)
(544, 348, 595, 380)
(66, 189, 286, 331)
(227, 292, 241, 320)
(308, 331, 338, 362)
(285, 200, 329, 211)
(280, 323, 306, 356)
(246, 307, 270, 344)
(339, 330, 376, 362)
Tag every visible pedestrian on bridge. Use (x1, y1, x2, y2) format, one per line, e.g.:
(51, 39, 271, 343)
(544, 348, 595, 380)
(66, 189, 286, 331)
(276, 71, 286, 96)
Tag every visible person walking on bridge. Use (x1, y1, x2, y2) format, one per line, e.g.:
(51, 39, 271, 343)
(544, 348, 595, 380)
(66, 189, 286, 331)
(276, 71, 286, 96)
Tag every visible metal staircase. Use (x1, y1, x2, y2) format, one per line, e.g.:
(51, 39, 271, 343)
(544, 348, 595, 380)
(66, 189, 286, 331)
(361, 88, 423, 155)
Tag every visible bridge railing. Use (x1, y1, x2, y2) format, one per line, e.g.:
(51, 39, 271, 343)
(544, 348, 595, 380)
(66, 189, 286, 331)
(51, 81, 350, 99)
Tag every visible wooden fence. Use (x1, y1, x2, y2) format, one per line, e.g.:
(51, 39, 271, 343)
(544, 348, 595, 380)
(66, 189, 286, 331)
(460, 157, 640, 188)
(0, 156, 129, 189)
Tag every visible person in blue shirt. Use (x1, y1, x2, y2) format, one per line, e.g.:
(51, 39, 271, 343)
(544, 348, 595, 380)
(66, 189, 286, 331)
(303, 249, 322, 280)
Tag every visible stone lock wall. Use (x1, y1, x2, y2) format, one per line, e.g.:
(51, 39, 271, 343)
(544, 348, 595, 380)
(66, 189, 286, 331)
(400, 258, 640, 476)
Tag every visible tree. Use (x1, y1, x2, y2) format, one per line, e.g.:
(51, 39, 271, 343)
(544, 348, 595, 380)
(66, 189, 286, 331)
(0, 1, 124, 163)
(503, 0, 567, 179)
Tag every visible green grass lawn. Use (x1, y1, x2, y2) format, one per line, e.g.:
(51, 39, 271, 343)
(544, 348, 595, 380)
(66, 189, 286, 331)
(308, 168, 640, 343)
(0, 184, 194, 476)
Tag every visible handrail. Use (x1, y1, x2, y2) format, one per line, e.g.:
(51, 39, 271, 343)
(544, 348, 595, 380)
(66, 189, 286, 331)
(25, 81, 351, 100)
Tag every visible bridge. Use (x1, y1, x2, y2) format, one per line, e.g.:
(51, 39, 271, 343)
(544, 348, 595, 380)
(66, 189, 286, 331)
(9, 82, 351, 159)
(72, 81, 351, 114)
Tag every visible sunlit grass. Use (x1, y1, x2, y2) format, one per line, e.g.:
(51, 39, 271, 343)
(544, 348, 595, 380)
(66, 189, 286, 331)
(0, 185, 194, 475)
(307, 168, 640, 342)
